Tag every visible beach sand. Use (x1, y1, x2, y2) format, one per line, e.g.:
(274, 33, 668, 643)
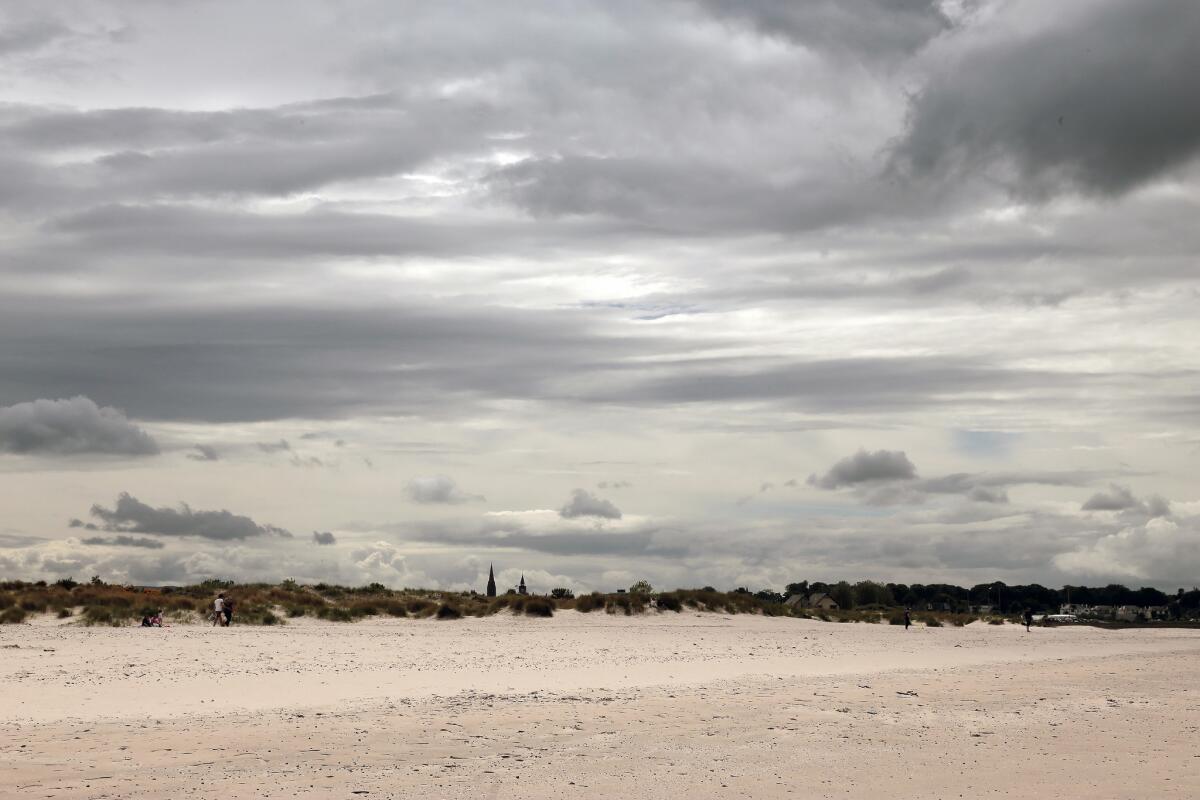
(2, 612, 1198, 798)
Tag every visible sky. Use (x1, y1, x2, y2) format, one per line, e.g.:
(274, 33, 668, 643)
(1, 0, 1198, 594)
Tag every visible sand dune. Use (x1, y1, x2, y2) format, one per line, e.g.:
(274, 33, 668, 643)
(2, 613, 1198, 798)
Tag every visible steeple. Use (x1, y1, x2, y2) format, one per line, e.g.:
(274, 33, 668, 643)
(486, 564, 497, 597)
(518, 574, 527, 595)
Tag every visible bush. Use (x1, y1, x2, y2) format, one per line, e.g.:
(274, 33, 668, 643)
(888, 612, 908, 625)
(406, 599, 437, 618)
(575, 593, 605, 613)
(259, 610, 282, 626)
(55, 577, 79, 590)
(81, 606, 125, 627)
(923, 616, 943, 627)
(316, 606, 354, 622)
(550, 588, 574, 599)
(657, 593, 683, 612)
(522, 597, 554, 617)
(0, 607, 27, 624)
(436, 603, 462, 620)
(57, 607, 73, 619)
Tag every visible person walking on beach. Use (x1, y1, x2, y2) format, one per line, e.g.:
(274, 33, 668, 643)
(223, 597, 235, 626)
(1023, 607, 1033, 632)
(904, 608, 911, 630)
(213, 593, 225, 627)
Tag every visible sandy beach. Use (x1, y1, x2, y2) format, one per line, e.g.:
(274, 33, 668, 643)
(2, 614, 1198, 799)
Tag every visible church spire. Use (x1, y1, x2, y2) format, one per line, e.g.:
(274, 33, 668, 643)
(486, 563, 497, 597)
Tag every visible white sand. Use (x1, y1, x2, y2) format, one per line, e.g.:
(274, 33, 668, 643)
(2, 612, 1198, 798)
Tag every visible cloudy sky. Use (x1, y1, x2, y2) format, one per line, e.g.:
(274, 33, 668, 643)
(2, 0, 1198, 593)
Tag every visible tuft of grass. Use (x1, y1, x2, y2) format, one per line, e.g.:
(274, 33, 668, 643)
(1, 607, 27, 624)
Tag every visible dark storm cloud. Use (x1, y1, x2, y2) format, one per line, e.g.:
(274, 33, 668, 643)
(808, 450, 917, 489)
(0, 298, 670, 422)
(86, 493, 291, 540)
(892, 0, 1200, 197)
(559, 489, 622, 520)
(0, 396, 159, 456)
(80, 535, 165, 550)
(692, 0, 951, 59)
(312, 530, 337, 545)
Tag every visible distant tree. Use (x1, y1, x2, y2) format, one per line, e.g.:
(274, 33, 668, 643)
(629, 580, 653, 594)
(90, 575, 104, 586)
(852, 581, 893, 607)
(829, 581, 854, 609)
(755, 590, 785, 604)
(54, 577, 78, 591)
(550, 588, 574, 599)
(785, 581, 809, 598)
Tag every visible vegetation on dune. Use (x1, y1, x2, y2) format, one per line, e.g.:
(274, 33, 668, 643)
(0, 576, 1196, 626)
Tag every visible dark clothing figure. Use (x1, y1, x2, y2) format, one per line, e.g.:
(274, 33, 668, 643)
(223, 600, 234, 626)
(904, 609, 911, 630)
(1024, 609, 1033, 631)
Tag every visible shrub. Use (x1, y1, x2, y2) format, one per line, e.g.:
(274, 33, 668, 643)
(657, 593, 683, 612)
(286, 605, 308, 618)
(522, 597, 554, 617)
(436, 603, 462, 620)
(888, 612, 908, 625)
(406, 599, 437, 618)
(57, 607, 73, 619)
(55, 577, 79, 590)
(316, 606, 354, 622)
(550, 588, 574, 599)
(923, 616, 943, 627)
(575, 593, 605, 613)
(608, 594, 633, 615)
(259, 610, 282, 626)
(0, 607, 27, 624)
(988, 618, 1005, 625)
(81, 606, 125, 627)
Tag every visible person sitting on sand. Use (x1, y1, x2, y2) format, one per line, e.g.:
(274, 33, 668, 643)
(213, 593, 225, 627)
(141, 614, 154, 627)
(150, 610, 163, 627)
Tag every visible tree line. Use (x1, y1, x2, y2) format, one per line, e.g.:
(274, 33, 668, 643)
(735, 580, 1200, 615)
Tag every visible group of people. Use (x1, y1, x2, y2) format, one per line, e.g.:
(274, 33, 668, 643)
(212, 593, 235, 626)
(140, 611, 163, 627)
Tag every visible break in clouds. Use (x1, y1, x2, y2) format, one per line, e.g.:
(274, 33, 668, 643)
(0, 0, 1198, 592)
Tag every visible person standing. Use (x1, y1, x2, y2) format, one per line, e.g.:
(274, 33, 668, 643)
(1024, 607, 1033, 632)
(223, 597, 235, 627)
(904, 608, 911, 630)
(213, 593, 225, 627)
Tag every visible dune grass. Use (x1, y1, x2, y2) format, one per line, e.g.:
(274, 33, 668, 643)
(0, 579, 1010, 627)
